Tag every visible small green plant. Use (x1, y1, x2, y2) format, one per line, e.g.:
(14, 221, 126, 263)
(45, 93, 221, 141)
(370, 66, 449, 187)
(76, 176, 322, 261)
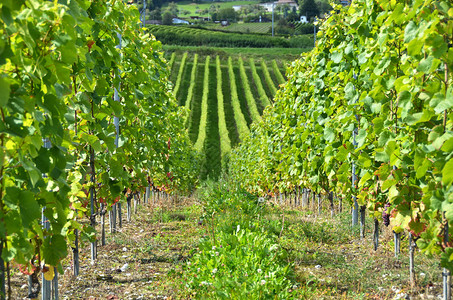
(184, 229, 296, 299)
(185, 183, 300, 298)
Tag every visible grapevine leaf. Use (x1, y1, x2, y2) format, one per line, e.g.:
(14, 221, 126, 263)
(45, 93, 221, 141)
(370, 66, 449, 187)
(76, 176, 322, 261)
(430, 93, 453, 114)
(442, 158, 453, 186)
(441, 248, 453, 273)
(42, 234, 68, 266)
(324, 127, 335, 142)
(19, 191, 41, 229)
(0, 76, 10, 107)
(441, 137, 453, 152)
(404, 21, 418, 43)
(331, 51, 343, 64)
(417, 56, 434, 73)
(356, 129, 366, 148)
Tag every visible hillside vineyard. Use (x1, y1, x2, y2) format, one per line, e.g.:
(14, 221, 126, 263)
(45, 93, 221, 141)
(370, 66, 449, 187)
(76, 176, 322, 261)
(168, 53, 286, 179)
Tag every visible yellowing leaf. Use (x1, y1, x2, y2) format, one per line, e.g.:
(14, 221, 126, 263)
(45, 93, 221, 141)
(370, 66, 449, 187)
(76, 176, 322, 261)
(5, 140, 15, 150)
(43, 265, 55, 281)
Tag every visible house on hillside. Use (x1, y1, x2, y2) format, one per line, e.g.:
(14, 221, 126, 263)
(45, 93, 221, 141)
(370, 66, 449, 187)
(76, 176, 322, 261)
(275, 0, 298, 9)
(299, 16, 308, 23)
(233, 0, 298, 13)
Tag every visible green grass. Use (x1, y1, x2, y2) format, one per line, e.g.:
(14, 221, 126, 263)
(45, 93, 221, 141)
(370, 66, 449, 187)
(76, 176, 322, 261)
(167, 51, 287, 176)
(204, 22, 272, 34)
(169, 61, 179, 83)
(227, 57, 250, 142)
(168, 52, 176, 71)
(177, 60, 193, 106)
(168, 0, 261, 17)
(249, 58, 271, 108)
(215, 56, 232, 161)
(272, 59, 286, 85)
(220, 65, 240, 146)
(260, 59, 278, 97)
(184, 53, 198, 110)
(194, 56, 211, 151)
(173, 52, 188, 98)
(244, 61, 265, 115)
(188, 60, 205, 143)
(232, 63, 253, 127)
(200, 63, 222, 180)
(238, 57, 261, 123)
(163, 45, 303, 61)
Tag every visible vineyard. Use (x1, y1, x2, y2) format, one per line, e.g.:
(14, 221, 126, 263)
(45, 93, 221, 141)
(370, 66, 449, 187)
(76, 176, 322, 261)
(0, 0, 199, 299)
(147, 25, 313, 49)
(228, 0, 453, 298)
(0, 0, 452, 299)
(204, 22, 274, 34)
(168, 52, 286, 179)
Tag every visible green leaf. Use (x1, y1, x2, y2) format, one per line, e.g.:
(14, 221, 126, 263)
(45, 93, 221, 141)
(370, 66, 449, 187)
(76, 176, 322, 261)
(404, 21, 418, 43)
(398, 90, 412, 110)
(324, 127, 335, 142)
(19, 191, 40, 229)
(33, 147, 51, 173)
(388, 185, 399, 200)
(417, 56, 433, 73)
(356, 129, 366, 148)
(442, 158, 453, 186)
(378, 130, 392, 147)
(54, 62, 71, 85)
(407, 38, 423, 56)
(409, 219, 426, 235)
(375, 150, 389, 162)
(358, 171, 371, 187)
(430, 93, 453, 114)
(0, 76, 11, 107)
(382, 178, 397, 191)
(42, 234, 68, 266)
(344, 82, 357, 102)
(331, 51, 343, 64)
(441, 137, 453, 152)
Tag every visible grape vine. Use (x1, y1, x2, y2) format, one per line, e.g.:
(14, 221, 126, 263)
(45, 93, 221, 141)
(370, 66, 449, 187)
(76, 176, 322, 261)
(0, 0, 198, 294)
(229, 0, 453, 271)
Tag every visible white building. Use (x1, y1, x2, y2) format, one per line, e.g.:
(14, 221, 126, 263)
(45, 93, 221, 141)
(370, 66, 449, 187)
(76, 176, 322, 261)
(299, 15, 308, 23)
(172, 18, 189, 25)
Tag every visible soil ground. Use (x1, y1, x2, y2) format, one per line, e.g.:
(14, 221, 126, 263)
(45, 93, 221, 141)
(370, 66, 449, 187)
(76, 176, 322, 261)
(8, 195, 446, 299)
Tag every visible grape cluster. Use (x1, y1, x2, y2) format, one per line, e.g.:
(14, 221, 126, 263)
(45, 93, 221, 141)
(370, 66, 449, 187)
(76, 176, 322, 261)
(382, 203, 391, 227)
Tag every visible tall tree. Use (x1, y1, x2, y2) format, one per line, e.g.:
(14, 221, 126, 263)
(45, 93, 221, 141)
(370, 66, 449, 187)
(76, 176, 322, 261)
(299, 0, 319, 20)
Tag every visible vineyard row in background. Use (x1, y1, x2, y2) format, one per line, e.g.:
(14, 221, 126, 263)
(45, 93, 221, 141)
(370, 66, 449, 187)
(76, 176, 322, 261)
(166, 52, 287, 179)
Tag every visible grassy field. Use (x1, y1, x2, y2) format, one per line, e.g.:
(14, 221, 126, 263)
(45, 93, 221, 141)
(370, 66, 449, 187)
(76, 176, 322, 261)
(165, 0, 261, 17)
(205, 22, 273, 34)
(163, 45, 303, 62)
